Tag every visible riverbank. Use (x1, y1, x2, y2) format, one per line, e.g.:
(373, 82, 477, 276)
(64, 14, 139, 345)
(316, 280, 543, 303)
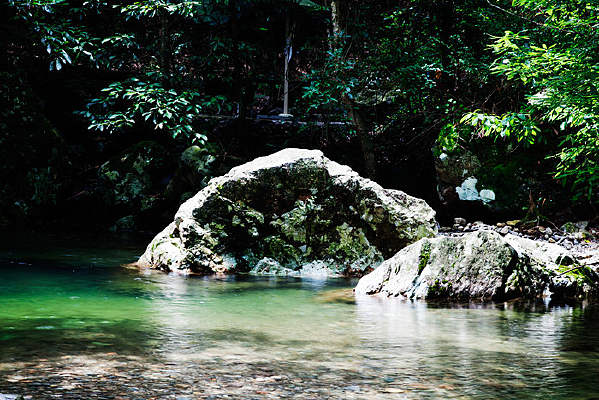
(439, 219, 599, 271)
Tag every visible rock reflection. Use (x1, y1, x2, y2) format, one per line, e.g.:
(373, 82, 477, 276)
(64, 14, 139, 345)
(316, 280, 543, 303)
(3, 249, 599, 399)
(353, 294, 599, 398)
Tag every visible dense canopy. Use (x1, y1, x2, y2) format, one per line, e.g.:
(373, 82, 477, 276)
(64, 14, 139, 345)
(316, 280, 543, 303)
(2, 0, 598, 226)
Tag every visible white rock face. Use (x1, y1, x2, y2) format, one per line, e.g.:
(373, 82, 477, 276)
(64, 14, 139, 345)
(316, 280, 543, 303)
(503, 233, 575, 269)
(138, 148, 438, 275)
(455, 177, 496, 204)
(479, 189, 496, 203)
(355, 230, 597, 300)
(455, 177, 480, 201)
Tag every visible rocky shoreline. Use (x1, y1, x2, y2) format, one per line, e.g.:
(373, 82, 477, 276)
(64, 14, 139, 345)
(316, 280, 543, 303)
(132, 148, 599, 301)
(439, 218, 599, 271)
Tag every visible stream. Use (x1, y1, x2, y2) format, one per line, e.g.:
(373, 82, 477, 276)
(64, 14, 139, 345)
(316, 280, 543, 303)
(1, 233, 599, 399)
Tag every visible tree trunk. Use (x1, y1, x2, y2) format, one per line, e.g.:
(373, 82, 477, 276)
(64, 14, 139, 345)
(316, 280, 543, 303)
(342, 95, 376, 180)
(330, 0, 342, 36)
(437, 0, 455, 91)
(159, 13, 171, 85)
(330, 0, 376, 180)
(228, 1, 245, 117)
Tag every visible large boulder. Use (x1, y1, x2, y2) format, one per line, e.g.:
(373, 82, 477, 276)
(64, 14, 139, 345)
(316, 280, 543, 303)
(138, 148, 437, 275)
(355, 230, 597, 300)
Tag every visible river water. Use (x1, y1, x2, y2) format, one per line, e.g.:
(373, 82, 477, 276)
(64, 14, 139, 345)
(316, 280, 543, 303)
(1, 233, 599, 399)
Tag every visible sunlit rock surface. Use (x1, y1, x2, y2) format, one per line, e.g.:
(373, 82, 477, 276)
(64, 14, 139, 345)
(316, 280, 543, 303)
(138, 148, 437, 275)
(355, 230, 597, 300)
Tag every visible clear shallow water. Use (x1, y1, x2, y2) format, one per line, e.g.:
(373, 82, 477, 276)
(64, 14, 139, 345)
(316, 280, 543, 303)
(1, 234, 599, 399)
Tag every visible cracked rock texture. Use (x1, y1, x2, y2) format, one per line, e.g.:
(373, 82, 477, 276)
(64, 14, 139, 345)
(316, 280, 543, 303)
(138, 148, 437, 275)
(355, 230, 598, 300)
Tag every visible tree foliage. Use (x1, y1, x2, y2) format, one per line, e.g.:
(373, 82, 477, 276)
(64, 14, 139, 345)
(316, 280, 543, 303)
(7, 0, 314, 144)
(461, 0, 599, 202)
(4, 0, 599, 218)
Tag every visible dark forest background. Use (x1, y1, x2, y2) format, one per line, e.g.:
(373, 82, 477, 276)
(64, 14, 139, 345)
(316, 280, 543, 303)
(2, 0, 598, 231)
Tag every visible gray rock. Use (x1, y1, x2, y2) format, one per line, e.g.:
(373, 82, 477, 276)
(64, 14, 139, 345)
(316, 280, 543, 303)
(165, 144, 218, 203)
(436, 148, 481, 188)
(576, 221, 589, 230)
(503, 233, 575, 267)
(138, 148, 437, 275)
(561, 221, 593, 240)
(355, 230, 597, 300)
(112, 215, 135, 231)
(454, 217, 467, 226)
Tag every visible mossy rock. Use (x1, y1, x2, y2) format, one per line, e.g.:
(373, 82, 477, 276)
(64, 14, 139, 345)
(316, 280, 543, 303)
(138, 149, 437, 276)
(164, 143, 221, 204)
(356, 230, 598, 300)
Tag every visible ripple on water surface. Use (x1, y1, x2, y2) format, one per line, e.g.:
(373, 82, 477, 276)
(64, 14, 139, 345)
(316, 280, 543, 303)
(2, 233, 599, 399)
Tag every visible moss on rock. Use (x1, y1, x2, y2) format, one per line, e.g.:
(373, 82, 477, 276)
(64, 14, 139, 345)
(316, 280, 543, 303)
(139, 149, 437, 276)
(356, 230, 598, 300)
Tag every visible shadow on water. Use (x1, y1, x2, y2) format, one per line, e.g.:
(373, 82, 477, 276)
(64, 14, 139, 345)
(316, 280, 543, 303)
(5, 233, 599, 398)
(0, 318, 161, 362)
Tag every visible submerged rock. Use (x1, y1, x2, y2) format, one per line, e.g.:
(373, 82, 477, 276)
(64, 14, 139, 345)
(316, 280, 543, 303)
(138, 148, 437, 275)
(355, 230, 597, 300)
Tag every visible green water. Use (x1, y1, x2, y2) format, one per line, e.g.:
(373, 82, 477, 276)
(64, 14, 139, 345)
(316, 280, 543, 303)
(1, 233, 599, 399)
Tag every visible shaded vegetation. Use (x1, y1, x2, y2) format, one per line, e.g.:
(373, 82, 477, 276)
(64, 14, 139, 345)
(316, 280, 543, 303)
(2, 0, 598, 229)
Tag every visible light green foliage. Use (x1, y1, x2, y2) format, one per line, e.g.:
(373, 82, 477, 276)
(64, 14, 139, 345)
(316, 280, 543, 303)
(7, 0, 239, 144)
(466, 1, 599, 201)
(302, 41, 357, 115)
(460, 110, 540, 146)
(77, 75, 225, 143)
(119, 0, 203, 19)
(8, 0, 100, 70)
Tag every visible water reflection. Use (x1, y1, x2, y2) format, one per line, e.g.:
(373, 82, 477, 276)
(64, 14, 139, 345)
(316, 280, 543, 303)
(353, 295, 599, 398)
(2, 235, 599, 398)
